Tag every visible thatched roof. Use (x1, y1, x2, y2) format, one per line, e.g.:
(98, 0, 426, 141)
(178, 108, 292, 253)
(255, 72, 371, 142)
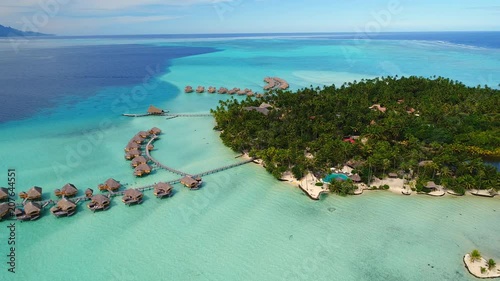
(24, 201, 41, 214)
(369, 104, 387, 113)
(126, 142, 141, 150)
(0, 203, 10, 217)
(180, 176, 198, 187)
(138, 131, 149, 138)
(131, 136, 144, 143)
(91, 194, 109, 205)
(0, 187, 8, 200)
(244, 106, 270, 116)
(61, 183, 78, 196)
(349, 174, 362, 182)
(104, 178, 121, 190)
(150, 127, 161, 135)
(123, 189, 143, 199)
(131, 156, 148, 165)
(126, 149, 141, 158)
(56, 198, 76, 211)
(26, 186, 42, 198)
(346, 159, 364, 169)
(425, 181, 437, 189)
(148, 105, 163, 114)
(135, 163, 151, 172)
(154, 182, 173, 192)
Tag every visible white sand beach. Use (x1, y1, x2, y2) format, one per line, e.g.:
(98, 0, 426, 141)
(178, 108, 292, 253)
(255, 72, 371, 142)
(464, 254, 500, 279)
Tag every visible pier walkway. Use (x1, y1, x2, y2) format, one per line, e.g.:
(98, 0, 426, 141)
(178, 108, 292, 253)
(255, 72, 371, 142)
(164, 113, 212, 118)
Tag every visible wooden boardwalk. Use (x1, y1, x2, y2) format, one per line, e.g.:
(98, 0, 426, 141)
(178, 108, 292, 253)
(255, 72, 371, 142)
(164, 113, 212, 118)
(193, 158, 255, 177)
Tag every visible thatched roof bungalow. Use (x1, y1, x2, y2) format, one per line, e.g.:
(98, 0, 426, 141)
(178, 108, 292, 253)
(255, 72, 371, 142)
(122, 189, 143, 205)
(349, 174, 362, 183)
(149, 127, 161, 135)
(0, 203, 11, 220)
(98, 178, 121, 192)
(425, 181, 437, 190)
(125, 149, 141, 160)
(196, 86, 205, 93)
(55, 183, 78, 197)
(19, 186, 42, 200)
(0, 187, 9, 201)
(16, 202, 41, 221)
(130, 136, 144, 144)
(180, 176, 202, 189)
(369, 104, 387, 113)
(147, 105, 164, 115)
(134, 164, 152, 177)
(50, 198, 77, 217)
(131, 156, 148, 168)
(125, 142, 141, 152)
(85, 188, 93, 198)
(138, 131, 149, 138)
(153, 182, 173, 199)
(185, 85, 194, 93)
(88, 194, 110, 212)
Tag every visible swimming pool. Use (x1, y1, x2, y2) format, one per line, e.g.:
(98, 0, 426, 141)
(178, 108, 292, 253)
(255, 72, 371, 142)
(323, 173, 349, 182)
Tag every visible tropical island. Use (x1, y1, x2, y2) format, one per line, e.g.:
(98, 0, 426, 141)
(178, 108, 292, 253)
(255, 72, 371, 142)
(464, 250, 499, 279)
(212, 76, 500, 197)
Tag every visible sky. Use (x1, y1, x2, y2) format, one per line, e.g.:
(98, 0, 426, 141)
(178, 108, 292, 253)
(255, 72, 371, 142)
(0, 0, 499, 35)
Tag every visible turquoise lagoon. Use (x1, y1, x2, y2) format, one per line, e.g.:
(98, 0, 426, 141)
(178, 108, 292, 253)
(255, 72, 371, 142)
(0, 34, 499, 281)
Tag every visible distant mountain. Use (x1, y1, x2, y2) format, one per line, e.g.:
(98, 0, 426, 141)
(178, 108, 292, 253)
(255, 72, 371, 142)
(0, 24, 51, 37)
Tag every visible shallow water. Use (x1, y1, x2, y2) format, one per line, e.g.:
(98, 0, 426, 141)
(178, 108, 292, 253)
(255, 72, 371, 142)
(0, 34, 499, 281)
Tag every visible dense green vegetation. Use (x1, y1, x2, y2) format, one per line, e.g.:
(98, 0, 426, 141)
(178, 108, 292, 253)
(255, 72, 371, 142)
(212, 76, 500, 194)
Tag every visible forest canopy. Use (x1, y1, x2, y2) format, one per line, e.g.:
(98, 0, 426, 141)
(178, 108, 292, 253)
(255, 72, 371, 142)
(211, 76, 499, 194)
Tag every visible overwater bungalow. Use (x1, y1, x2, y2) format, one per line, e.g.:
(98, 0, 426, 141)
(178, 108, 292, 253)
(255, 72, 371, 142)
(50, 198, 77, 217)
(208, 86, 216, 93)
(149, 127, 161, 135)
(218, 87, 228, 94)
(153, 182, 173, 199)
(122, 189, 143, 205)
(196, 86, 205, 93)
(87, 194, 110, 212)
(55, 183, 78, 197)
(0, 187, 9, 201)
(15, 201, 41, 221)
(131, 156, 148, 168)
(147, 144, 154, 151)
(138, 131, 149, 138)
(134, 163, 152, 177)
(85, 188, 93, 198)
(185, 85, 194, 93)
(246, 91, 255, 97)
(180, 176, 202, 189)
(19, 186, 42, 200)
(0, 203, 11, 221)
(237, 90, 246, 95)
(130, 135, 144, 144)
(98, 178, 121, 192)
(125, 141, 141, 152)
(125, 149, 142, 160)
(147, 105, 165, 115)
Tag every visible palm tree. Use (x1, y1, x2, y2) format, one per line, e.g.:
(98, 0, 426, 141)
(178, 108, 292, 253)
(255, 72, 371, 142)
(470, 249, 482, 263)
(487, 259, 496, 270)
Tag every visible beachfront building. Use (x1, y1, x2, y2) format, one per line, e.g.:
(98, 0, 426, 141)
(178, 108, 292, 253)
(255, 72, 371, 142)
(153, 182, 173, 199)
(98, 178, 121, 192)
(122, 189, 143, 205)
(15, 201, 41, 221)
(0, 187, 8, 201)
(349, 174, 362, 183)
(131, 156, 148, 168)
(19, 186, 42, 200)
(50, 198, 77, 217)
(0, 203, 11, 221)
(147, 105, 164, 115)
(425, 181, 438, 191)
(55, 183, 78, 197)
(149, 127, 161, 135)
(87, 194, 110, 212)
(180, 176, 202, 189)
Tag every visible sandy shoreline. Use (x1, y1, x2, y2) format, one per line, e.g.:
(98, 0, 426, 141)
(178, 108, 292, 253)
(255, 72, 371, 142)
(464, 254, 500, 279)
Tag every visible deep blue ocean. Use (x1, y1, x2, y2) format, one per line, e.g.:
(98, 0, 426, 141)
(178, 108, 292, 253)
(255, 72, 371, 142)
(0, 31, 498, 123)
